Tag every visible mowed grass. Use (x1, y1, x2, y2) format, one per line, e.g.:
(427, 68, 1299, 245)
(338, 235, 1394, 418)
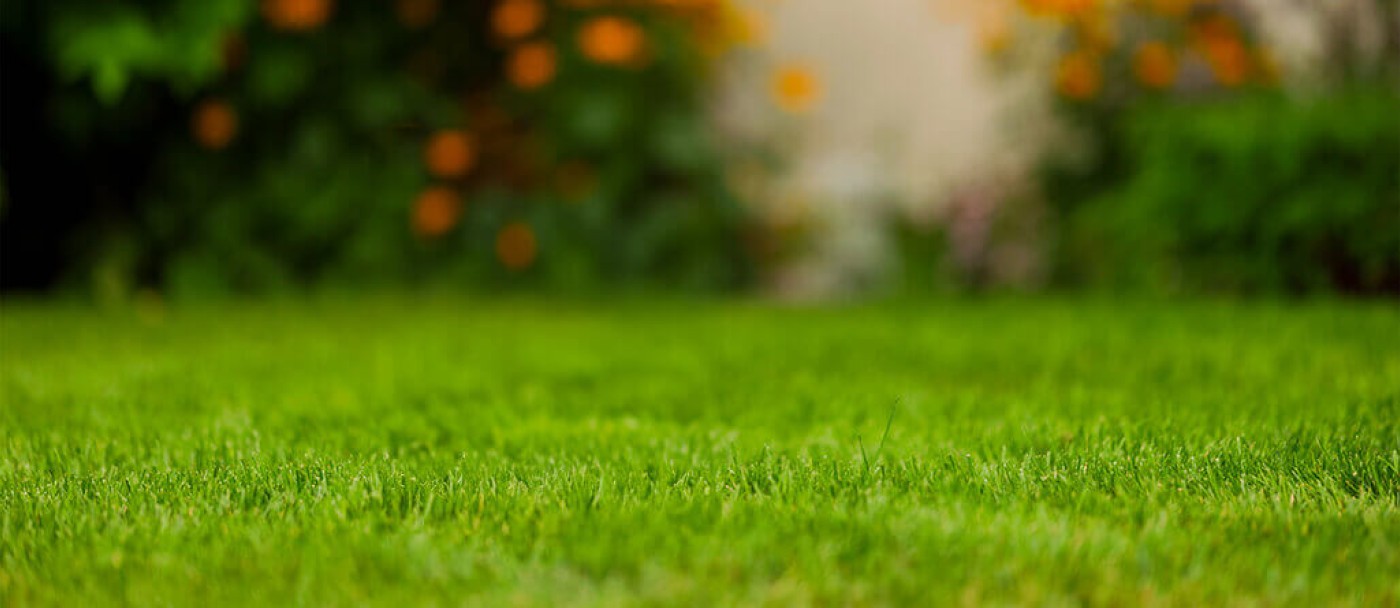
(1, 297, 1397, 606)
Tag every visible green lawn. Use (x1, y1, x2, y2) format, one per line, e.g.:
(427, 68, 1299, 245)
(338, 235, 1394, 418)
(2, 297, 1397, 606)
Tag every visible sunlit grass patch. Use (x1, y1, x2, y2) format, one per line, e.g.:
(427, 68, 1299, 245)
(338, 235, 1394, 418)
(1, 298, 1397, 605)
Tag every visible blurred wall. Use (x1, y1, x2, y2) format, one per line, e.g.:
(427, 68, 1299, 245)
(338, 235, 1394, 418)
(717, 0, 1046, 295)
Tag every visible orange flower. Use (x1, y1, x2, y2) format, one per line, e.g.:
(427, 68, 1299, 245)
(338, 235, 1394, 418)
(261, 0, 333, 32)
(1055, 50, 1101, 100)
(492, 0, 545, 40)
(395, 0, 438, 29)
(1201, 36, 1249, 86)
(496, 222, 538, 270)
(423, 130, 477, 179)
(192, 100, 238, 150)
(771, 64, 821, 113)
(1020, 0, 1098, 18)
(1187, 12, 1250, 86)
(1133, 41, 1177, 89)
(411, 187, 462, 238)
(507, 42, 558, 89)
(578, 16, 646, 66)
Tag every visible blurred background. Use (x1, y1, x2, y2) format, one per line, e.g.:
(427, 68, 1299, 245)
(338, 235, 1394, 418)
(1, 0, 1396, 301)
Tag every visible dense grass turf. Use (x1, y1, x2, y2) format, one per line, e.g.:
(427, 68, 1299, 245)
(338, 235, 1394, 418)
(1, 297, 1397, 606)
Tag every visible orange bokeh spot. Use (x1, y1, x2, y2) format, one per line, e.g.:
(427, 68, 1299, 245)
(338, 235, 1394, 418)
(1133, 41, 1177, 89)
(496, 222, 538, 271)
(261, 0, 333, 32)
(507, 42, 558, 90)
(1055, 50, 1101, 100)
(1188, 12, 1250, 86)
(1201, 37, 1250, 86)
(578, 16, 647, 66)
(1019, 0, 1098, 18)
(411, 187, 462, 238)
(423, 130, 477, 179)
(192, 100, 238, 150)
(395, 0, 439, 29)
(493, 0, 545, 40)
(771, 65, 821, 113)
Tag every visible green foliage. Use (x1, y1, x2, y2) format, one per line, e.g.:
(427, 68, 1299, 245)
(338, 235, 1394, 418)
(49, 0, 249, 103)
(987, 2, 1400, 296)
(5, 1, 753, 296)
(1064, 89, 1400, 295)
(2, 298, 1398, 604)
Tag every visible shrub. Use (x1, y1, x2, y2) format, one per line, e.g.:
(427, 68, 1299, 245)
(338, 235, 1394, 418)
(0, 0, 757, 296)
(955, 0, 1399, 296)
(1066, 88, 1400, 295)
